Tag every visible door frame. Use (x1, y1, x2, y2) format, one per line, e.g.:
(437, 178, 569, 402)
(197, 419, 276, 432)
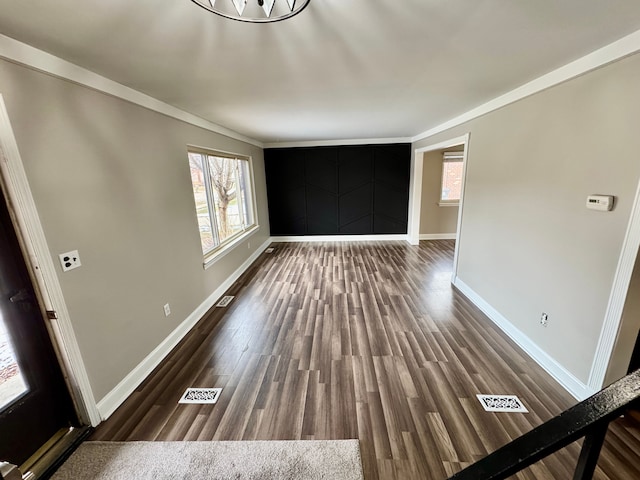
(0, 94, 100, 426)
(588, 175, 640, 390)
(408, 133, 470, 282)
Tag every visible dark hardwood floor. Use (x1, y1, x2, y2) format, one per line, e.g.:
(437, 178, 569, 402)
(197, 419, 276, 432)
(92, 240, 640, 479)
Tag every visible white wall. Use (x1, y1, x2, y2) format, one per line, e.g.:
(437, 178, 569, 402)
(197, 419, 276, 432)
(0, 58, 270, 402)
(413, 52, 640, 386)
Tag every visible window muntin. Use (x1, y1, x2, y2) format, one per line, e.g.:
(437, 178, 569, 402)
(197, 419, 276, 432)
(188, 149, 256, 257)
(440, 152, 463, 205)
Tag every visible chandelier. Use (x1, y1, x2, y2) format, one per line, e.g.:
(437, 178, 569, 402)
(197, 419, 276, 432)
(190, 0, 311, 23)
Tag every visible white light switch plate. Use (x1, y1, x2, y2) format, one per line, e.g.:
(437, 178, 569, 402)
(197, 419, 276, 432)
(59, 250, 81, 272)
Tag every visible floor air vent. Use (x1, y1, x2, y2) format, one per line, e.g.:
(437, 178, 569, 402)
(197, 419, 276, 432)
(476, 394, 528, 413)
(216, 295, 234, 307)
(179, 387, 222, 404)
(265, 247, 275, 253)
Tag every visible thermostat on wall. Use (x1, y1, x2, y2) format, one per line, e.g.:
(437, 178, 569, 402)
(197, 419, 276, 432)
(586, 195, 614, 211)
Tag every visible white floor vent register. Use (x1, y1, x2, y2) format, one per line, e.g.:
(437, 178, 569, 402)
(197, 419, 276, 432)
(476, 394, 529, 413)
(179, 388, 222, 404)
(216, 295, 234, 307)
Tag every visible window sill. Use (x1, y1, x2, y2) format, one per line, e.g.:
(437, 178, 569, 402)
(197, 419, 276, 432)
(203, 225, 260, 270)
(438, 202, 460, 207)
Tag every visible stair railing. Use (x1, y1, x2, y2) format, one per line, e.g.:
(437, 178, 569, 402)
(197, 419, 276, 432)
(448, 368, 640, 480)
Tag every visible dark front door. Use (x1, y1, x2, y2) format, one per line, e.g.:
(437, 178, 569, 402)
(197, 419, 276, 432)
(0, 194, 77, 466)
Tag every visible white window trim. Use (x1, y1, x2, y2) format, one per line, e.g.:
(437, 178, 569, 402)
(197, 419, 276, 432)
(438, 200, 460, 207)
(188, 145, 259, 268)
(203, 224, 260, 269)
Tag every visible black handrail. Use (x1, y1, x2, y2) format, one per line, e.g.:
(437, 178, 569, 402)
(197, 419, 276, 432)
(448, 368, 640, 480)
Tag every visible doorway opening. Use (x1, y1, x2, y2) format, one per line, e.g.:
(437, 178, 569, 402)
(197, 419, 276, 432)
(603, 244, 640, 385)
(418, 146, 464, 241)
(588, 171, 640, 392)
(409, 133, 470, 282)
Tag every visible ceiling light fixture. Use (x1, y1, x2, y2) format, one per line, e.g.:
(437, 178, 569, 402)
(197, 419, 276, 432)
(189, 0, 311, 23)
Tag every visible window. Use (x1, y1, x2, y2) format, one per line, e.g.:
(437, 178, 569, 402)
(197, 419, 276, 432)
(188, 148, 256, 261)
(439, 151, 463, 206)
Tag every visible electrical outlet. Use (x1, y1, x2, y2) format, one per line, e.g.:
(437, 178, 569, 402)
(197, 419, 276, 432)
(540, 312, 548, 327)
(248, 241, 251, 249)
(59, 250, 81, 272)
(164, 303, 171, 317)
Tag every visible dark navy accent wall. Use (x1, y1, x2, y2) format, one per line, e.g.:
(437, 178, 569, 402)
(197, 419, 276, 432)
(265, 143, 410, 236)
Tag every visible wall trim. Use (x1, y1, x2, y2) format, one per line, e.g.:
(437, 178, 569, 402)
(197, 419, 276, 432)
(264, 137, 413, 149)
(588, 176, 640, 390)
(419, 234, 457, 240)
(407, 151, 424, 247)
(270, 234, 408, 243)
(96, 237, 272, 420)
(0, 95, 101, 425)
(412, 29, 640, 143)
(453, 278, 596, 401)
(203, 225, 260, 270)
(3, 28, 638, 154)
(0, 34, 263, 148)
(413, 135, 470, 154)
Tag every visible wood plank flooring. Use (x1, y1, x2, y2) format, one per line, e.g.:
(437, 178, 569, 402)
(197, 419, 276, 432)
(91, 240, 640, 479)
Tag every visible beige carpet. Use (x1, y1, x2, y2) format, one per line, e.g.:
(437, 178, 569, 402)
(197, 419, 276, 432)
(51, 440, 364, 480)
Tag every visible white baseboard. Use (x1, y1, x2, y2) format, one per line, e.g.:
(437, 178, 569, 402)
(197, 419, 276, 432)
(96, 237, 273, 420)
(453, 278, 596, 401)
(271, 234, 408, 242)
(419, 233, 457, 240)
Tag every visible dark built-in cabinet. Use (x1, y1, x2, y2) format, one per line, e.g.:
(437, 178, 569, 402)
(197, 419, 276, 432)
(264, 143, 411, 236)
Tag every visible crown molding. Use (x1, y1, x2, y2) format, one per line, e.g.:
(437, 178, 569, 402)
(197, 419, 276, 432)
(264, 137, 413, 149)
(412, 29, 640, 143)
(0, 34, 263, 148)
(2, 26, 639, 151)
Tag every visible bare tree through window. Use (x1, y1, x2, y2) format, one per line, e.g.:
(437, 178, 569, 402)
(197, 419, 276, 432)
(208, 157, 236, 240)
(188, 150, 255, 257)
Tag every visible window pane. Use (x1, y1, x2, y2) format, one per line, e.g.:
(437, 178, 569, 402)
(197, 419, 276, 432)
(441, 160, 463, 201)
(189, 153, 216, 253)
(207, 156, 243, 243)
(0, 312, 28, 412)
(188, 149, 256, 258)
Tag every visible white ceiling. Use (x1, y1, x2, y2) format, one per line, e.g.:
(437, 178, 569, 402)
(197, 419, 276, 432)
(1, 0, 640, 144)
